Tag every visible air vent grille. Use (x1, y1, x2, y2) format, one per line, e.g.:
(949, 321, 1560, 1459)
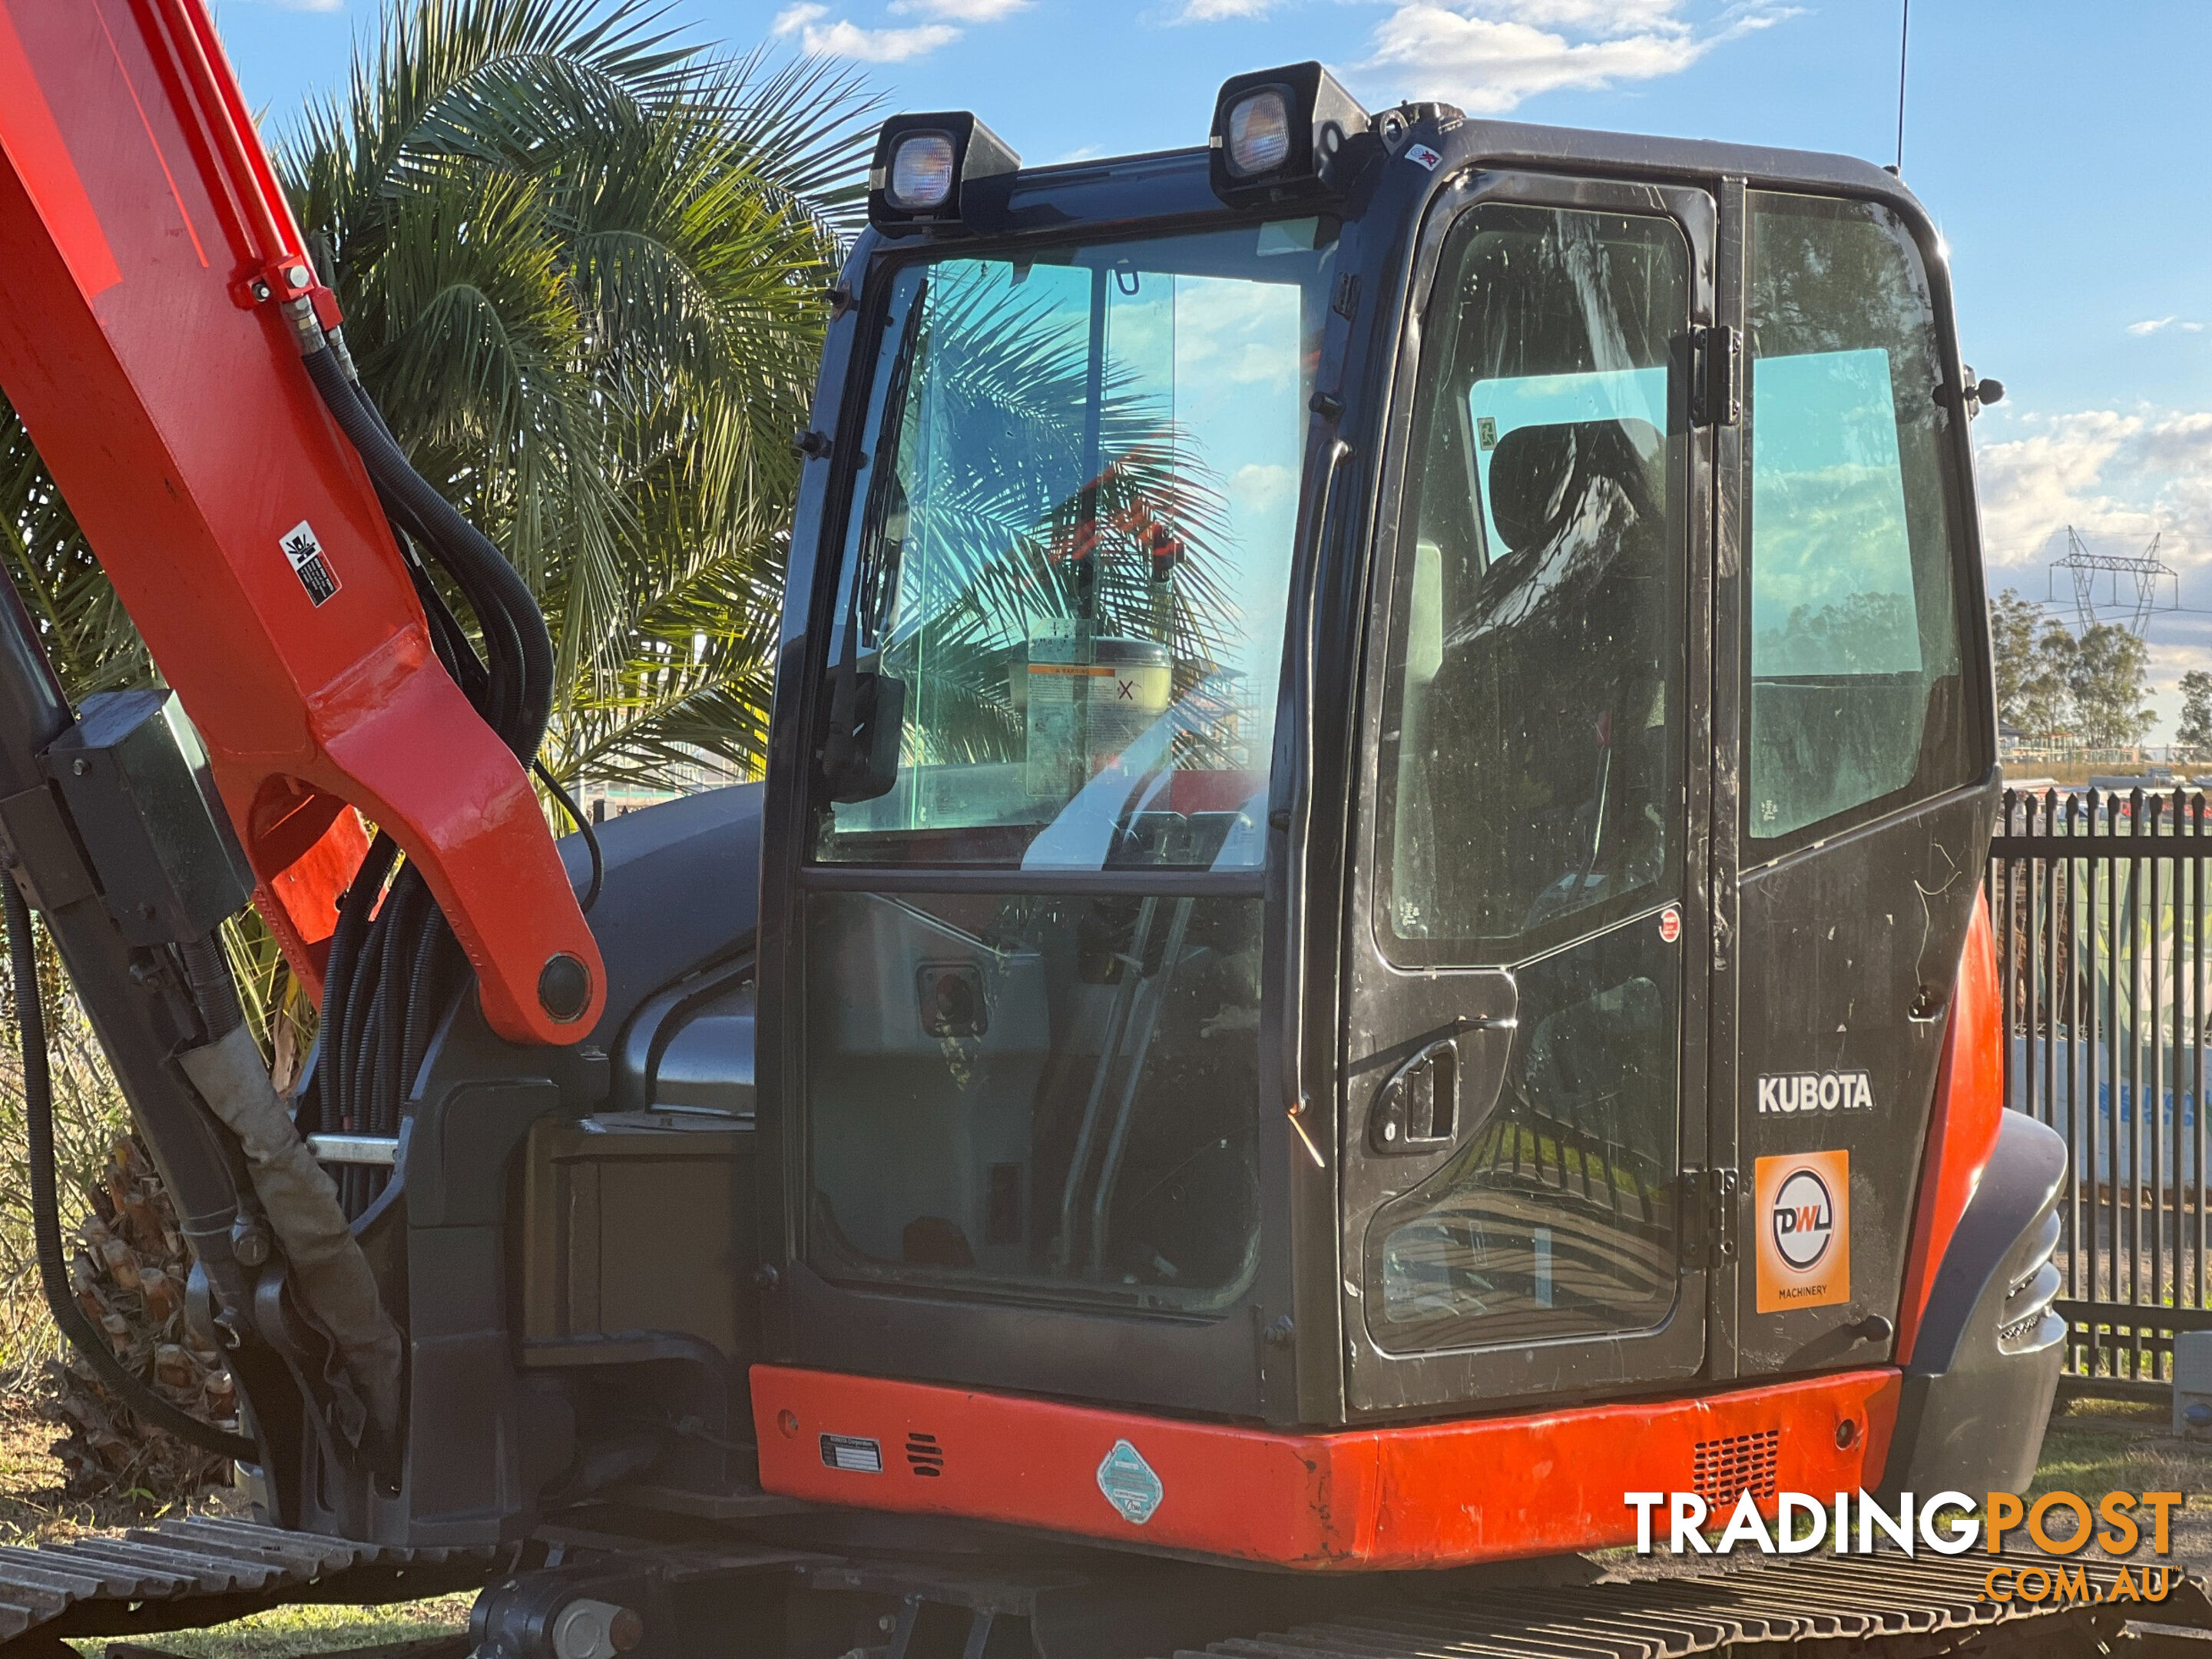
(906, 1431, 945, 1477)
(1692, 1428, 1780, 1514)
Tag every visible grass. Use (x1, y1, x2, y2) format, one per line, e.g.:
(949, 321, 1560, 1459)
(65, 1599, 474, 1656)
(2034, 1394, 2212, 1511)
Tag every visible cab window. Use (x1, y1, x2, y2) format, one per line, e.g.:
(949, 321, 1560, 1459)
(1745, 192, 1977, 844)
(811, 222, 1335, 873)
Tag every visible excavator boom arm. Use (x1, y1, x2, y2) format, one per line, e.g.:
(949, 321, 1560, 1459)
(0, 0, 601, 1043)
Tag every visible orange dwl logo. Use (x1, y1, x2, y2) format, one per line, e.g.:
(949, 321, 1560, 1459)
(1753, 1149, 1849, 1313)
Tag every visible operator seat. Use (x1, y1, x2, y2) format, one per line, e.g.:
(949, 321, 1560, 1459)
(1420, 416, 1669, 943)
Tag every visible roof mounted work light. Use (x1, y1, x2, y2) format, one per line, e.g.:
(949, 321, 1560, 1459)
(1210, 62, 1373, 209)
(868, 113, 1022, 233)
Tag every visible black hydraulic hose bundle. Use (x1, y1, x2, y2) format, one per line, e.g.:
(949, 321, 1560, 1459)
(3, 879, 259, 1461)
(296, 345, 601, 1207)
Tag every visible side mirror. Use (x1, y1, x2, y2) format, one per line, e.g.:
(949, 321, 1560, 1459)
(822, 670, 906, 803)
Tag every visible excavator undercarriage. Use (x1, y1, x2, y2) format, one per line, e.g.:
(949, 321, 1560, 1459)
(3, 1519, 2210, 1658)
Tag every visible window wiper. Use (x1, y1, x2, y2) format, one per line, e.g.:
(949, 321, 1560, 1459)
(823, 276, 929, 803)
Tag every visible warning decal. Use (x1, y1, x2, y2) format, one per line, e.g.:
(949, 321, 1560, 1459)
(1753, 1148, 1849, 1313)
(280, 520, 342, 607)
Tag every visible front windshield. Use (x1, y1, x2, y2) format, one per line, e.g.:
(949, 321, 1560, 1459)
(813, 220, 1336, 870)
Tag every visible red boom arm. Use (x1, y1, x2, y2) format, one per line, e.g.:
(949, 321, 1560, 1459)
(0, 0, 603, 1043)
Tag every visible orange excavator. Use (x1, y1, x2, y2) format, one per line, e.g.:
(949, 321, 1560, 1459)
(0, 5, 2176, 1655)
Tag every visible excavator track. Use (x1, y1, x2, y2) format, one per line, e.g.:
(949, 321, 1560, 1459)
(2, 1526, 2207, 1657)
(0, 1516, 494, 1652)
(1171, 1554, 2212, 1659)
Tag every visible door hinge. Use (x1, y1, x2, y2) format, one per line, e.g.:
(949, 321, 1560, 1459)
(1682, 1165, 1739, 1270)
(1693, 324, 1741, 427)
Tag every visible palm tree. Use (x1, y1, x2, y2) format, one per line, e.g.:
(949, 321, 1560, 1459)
(284, 0, 875, 789)
(2, 0, 871, 1036)
(0, 0, 873, 790)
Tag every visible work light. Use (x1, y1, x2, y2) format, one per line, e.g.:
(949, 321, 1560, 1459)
(1209, 62, 1373, 208)
(889, 132, 958, 210)
(1224, 89, 1293, 177)
(867, 113, 1022, 233)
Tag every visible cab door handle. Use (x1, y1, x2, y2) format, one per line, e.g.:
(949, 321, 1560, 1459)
(1369, 1015, 1515, 1154)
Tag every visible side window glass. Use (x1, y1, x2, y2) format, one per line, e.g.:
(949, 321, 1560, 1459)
(1746, 192, 1975, 843)
(1378, 205, 1687, 963)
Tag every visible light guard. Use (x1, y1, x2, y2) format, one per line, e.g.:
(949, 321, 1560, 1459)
(868, 112, 1022, 233)
(1209, 62, 1373, 209)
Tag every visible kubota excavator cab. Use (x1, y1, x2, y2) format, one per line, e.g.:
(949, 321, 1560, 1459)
(0, 15, 2064, 1612)
(643, 68, 2048, 1559)
(384, 66, 2061, 1564)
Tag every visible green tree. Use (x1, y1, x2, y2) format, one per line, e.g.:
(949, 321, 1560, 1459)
(2067, 621, 2155, 748)
(2016, 618, 2075, 742)
(2177, 669, 2212, 753)
(1988, 588, 2044, 730)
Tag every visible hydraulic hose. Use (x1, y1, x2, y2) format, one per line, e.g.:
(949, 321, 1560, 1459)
(4, 879, 258, 1462)
(296, 336, 590, 1216)
(177, 937, 243, 1042)
(300, 346, 551, 758)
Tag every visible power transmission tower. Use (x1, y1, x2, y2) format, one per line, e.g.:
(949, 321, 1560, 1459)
(2048, 525, 2178, 637)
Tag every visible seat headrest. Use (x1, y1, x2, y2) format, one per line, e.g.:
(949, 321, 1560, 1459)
(1487, 418, 1663, 555)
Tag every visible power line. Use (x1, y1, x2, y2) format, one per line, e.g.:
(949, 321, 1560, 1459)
(2046, 525, 2181, 636)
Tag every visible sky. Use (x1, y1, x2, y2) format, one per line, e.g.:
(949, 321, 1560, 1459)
(203, 0, 2212, 739)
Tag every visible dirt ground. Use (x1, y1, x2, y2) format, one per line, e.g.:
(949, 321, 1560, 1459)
(2, 1387, 2207, 1655)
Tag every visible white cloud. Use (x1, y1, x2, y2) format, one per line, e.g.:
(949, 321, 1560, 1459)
(2128, 316, 2206, 336)
(772, 3, 959, 60)
(1230, 462, 1296, 515)
(1177, 0, 1273, 19)
(1976, 405, 2212, 740)
(1364, 0, 1793, 114)
(237, 0, 343, 11)
(890, 0, 1029, 18)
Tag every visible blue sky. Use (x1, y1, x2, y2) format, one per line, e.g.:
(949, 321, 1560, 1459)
(205, 0, 2212, 736)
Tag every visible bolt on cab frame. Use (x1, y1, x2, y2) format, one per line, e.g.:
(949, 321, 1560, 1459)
(742, 74, 2059, 1563)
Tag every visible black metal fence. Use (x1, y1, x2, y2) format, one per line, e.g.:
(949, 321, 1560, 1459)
(1989, 786, 2212, 1399)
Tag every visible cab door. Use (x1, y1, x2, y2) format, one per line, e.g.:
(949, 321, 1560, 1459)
(1339, 174, 1720, 1414)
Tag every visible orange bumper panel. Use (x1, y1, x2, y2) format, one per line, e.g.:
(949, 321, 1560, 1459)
(752, 1365, 1902, 1570)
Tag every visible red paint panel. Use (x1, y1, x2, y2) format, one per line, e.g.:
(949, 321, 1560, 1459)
(1894, 894, 2005, 1365)
(0, 2, 121, 298)
(753, 1366, 1902, 1569)
(0, 0, 601, 1040)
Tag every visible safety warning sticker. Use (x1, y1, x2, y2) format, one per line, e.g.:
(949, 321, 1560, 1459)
(1096, 1439, 1164, 1525)
(280, 520, 341, 607)
(1753, 1148, 1849, 1313)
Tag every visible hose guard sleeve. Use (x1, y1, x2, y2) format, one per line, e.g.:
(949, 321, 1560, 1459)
(177, 1025, 402, 1449)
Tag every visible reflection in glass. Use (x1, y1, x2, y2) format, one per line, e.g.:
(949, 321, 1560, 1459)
(1747, 192, 1969, 842)
(813, 223, 1335, 870)
(1363, 202, 1690, 1353)
(1368, 924, 1681, 1349)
